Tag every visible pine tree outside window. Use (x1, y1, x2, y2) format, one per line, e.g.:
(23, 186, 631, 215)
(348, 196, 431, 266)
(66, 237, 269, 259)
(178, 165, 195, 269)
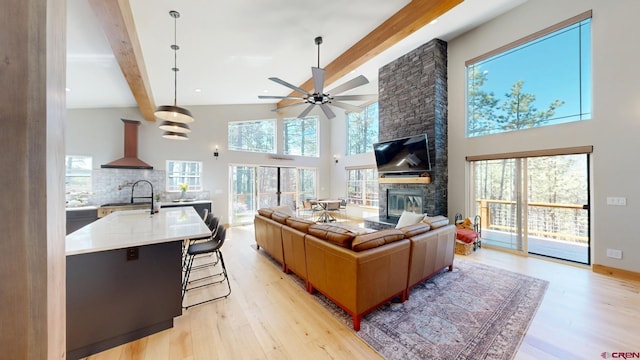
(466, 12, 591, 137)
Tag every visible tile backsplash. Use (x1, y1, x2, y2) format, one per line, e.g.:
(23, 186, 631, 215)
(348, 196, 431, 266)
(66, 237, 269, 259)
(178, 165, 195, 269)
(67, 168, 210, 206)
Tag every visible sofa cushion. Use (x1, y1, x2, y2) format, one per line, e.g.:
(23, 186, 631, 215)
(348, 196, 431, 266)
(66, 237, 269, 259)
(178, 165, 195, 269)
(423, 215, 449, 229)
(271, 205, 294, 216)
(399, 222, 431, 238)
(286, 217, 315, 232)
(352, 229, 405, 252)
(308, 224, 358, 248)
(395, 211, 425, 229)
(271, 211, 291, 224)
(257, 208, 274, 218)
(456, 228, 479, 244)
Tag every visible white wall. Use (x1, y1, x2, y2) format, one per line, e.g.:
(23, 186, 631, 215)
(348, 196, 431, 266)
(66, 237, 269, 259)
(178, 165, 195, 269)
(447, 0, 640, 272)
(67, 103, 337, 223)
(329, 110, 378, 201)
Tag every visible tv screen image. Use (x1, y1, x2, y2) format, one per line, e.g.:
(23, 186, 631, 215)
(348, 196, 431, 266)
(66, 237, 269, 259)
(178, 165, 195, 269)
(373, 134, 431, 174)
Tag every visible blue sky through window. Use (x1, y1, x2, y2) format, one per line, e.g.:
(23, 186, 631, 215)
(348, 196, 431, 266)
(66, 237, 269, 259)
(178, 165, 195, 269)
(467, 18, 591, 136)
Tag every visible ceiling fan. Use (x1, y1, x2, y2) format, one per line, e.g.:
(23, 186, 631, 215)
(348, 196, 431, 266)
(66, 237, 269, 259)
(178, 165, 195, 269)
(258, 36, 377, 119)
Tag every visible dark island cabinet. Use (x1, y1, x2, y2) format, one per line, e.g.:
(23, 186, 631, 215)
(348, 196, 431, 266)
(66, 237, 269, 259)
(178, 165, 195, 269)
(66, 209, 98, 235)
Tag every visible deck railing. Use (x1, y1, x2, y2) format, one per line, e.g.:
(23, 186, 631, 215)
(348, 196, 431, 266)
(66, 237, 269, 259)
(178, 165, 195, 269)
(476, 199, 588, 244)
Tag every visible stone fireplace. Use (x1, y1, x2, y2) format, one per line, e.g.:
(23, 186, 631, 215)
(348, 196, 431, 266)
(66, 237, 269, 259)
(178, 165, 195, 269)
(377, 38, 448, 218)
(387, 189, 424, 218)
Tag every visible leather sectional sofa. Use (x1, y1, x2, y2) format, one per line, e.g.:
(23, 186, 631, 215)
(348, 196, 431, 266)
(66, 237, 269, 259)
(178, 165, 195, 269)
(253, 207, 456, 331)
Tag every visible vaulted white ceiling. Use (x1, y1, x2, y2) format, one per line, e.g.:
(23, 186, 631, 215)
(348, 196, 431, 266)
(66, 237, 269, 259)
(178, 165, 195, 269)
(66, 0, 526, 115)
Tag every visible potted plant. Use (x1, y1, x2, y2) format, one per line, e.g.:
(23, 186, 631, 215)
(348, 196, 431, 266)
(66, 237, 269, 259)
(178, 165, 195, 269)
(179, 183, 189, 200)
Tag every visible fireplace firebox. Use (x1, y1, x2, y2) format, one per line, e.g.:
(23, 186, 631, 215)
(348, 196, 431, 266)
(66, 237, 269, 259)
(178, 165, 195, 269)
(386, 189, 424, 218)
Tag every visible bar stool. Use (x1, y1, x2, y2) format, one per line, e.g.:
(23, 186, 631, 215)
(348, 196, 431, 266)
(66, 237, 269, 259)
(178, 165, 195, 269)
(182, 216, 219, 271)
(182, 224, 231, 309)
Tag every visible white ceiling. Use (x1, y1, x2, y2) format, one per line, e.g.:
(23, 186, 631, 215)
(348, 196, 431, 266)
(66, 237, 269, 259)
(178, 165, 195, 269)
(66, 0, 526, 110)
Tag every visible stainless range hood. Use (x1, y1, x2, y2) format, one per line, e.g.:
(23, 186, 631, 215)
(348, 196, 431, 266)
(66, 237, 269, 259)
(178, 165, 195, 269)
(101, 119, 153, 169)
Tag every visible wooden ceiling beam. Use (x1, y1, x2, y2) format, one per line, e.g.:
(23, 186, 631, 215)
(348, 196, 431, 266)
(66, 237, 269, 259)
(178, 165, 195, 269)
(88, 0, 156, 121)
(277, 0, 463, 109)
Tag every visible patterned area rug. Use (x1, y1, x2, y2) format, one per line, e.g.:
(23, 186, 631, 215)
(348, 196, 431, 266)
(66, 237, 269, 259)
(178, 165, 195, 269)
(290, 258, 548, 360)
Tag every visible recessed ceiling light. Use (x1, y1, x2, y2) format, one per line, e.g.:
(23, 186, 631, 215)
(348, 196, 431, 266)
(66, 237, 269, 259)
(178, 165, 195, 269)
(194, 88, 202, 93)
(65, 88, 71, 92)
(263, 89, 269, 93)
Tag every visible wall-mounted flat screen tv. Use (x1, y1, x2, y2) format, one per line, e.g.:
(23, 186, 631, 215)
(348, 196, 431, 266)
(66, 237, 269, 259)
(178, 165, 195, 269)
(373, 134, 431, 174)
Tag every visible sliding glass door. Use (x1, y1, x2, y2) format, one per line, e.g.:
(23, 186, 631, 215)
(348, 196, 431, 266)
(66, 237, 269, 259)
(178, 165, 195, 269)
(229, 165, 317, 225)
(473, 159, 524, 252)
(230, 166, 256, 225)
(471, 154, 590, 264)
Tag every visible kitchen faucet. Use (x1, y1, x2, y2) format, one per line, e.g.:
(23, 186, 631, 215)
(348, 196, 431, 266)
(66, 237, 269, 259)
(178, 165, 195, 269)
(131, 180, 154, 215)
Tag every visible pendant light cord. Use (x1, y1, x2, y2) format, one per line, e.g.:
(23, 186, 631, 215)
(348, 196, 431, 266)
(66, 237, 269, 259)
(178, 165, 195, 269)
(170, 10, 180, 107)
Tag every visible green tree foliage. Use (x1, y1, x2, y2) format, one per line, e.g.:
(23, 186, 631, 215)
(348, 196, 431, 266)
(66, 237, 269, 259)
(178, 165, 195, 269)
(467, 67, 564, 136)
(347, 103, 379, 155)
(496, 80, 564, 131)
(467, 67, 499, 136)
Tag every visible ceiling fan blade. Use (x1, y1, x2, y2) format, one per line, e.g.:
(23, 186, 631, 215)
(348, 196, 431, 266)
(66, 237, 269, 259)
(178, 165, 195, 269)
(332, 94, 378, 101)
(320, 104, 336, 119)
(327, 75, 369, 95)
(312, 67, 325, 95)
(329, 101, 363, 113)
(298, 104, 315, 118)
(258, 95, 305, 100)
(269, 77, 311, 96)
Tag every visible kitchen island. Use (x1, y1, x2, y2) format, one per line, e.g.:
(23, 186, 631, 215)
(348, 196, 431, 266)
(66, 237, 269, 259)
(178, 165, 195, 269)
(66, 207, 210, 359)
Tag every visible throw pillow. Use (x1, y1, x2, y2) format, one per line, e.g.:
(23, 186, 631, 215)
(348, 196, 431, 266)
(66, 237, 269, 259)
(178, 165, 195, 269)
(395, 211, 425, 229)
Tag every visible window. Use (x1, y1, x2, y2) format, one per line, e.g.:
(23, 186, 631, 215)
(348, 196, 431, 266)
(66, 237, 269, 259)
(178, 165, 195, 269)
(298, 167, 317, 202)
(347, 102, 379, 155)
(65, 155, 92, 193)
(283, 116, 318, 157)
(466, 12, 591, 137)
(346, 167, 378, 207)
(166, 160, 203, 192)
(228, 119, 276, 153)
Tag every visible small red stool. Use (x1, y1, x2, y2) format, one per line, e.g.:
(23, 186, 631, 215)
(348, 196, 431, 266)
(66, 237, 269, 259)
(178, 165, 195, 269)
(456, 228, 480, 251)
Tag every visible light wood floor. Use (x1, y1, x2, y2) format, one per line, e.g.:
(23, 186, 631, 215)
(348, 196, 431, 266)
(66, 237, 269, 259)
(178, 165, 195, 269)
(85, 224, 640, 360)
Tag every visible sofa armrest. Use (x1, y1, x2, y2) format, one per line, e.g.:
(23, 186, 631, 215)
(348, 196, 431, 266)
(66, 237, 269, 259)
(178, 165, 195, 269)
(406, 224, 456, 291)
(282, 225, 308, 280)
(254, 215, 285, 268)
(305, 234, 410, 315)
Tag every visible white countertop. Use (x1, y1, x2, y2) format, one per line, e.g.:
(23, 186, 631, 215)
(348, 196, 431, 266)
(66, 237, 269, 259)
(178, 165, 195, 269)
(66, 207, 211, 256)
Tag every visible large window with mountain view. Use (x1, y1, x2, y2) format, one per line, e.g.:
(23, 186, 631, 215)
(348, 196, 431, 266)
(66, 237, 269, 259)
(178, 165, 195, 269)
(347, 102, 378, 155)
(228, 119, 276, 153)
(283, 116, 318, 157)
(466, 12, 591, 137)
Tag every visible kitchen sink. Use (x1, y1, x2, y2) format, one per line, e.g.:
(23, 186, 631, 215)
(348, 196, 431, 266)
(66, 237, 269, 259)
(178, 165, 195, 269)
(101, 202, 150, 207)
(98, 202, 152, 218)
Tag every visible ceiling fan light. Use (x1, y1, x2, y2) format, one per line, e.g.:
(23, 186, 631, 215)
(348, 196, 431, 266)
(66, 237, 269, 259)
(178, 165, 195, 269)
(162, 131, 189, 140)
(155, 105, 194, 123)
(158, 120, 191, 133)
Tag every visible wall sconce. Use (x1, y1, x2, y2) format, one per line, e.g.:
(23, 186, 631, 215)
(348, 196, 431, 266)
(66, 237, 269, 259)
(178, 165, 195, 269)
(214, 146, 219, 159)
(333, 154, 339, 164)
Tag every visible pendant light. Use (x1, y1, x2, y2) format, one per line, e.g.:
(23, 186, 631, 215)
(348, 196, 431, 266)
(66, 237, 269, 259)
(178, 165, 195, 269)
(157, 10, 194, 140)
